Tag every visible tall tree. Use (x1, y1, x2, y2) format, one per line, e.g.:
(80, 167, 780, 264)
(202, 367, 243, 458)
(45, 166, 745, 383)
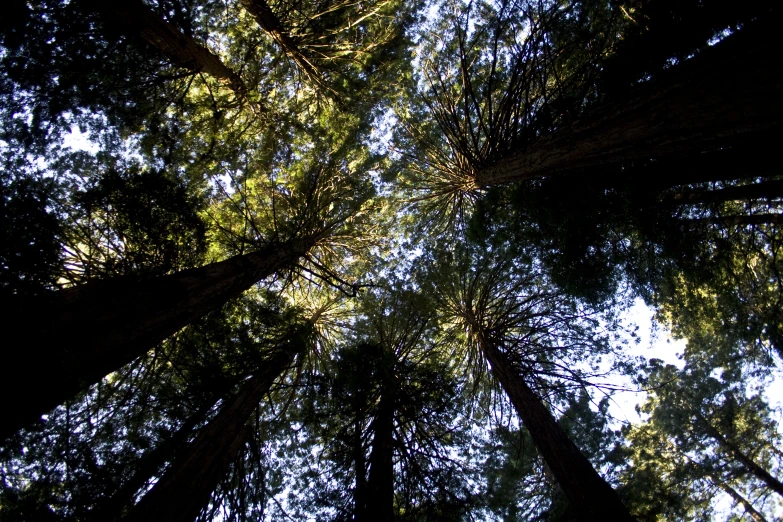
(0, 233, 317, 439)
(80, 0, 248, 98)
(621, 357, 783, 520)
(121, 324, 311, 522)
(436, 249, 635, 521)
(1, 147, 375, 438)
(474, 21, 781, 186)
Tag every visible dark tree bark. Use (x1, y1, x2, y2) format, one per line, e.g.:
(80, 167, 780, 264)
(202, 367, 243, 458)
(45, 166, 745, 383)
(475, 24, 782, 187)
(79, 0, 247, 96)
(480, 339, 635, 521)
(711, 476, 768, 522)
(684, 214, 783, 227)
(364, 394, 395, 522)
(121, 344, 302, 522)
(352, 417, 368, 521)
(0, 235, 318, 439)
(697, 414, 783, 498)
(238, 0, 323, 84)
(87, 397, 220, 521)
(665, 180, 783, 206)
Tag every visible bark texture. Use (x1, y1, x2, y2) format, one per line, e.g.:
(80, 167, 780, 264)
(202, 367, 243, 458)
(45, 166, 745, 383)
(1, 236, 316, 439)
(121, 346, 300, 522)
(481, 340, 635, 521)
(476, 24, 782, 187)
(81, 0, 246, 95)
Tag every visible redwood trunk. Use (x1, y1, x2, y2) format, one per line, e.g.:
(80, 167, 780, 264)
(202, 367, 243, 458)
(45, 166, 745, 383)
(481, 340, 634, 521)
(81, 0, 246, 95)
(1, 236, 316, 438)
(684, 214, 783, 227)
(88, 397, 220, 521)
(475, 24, 782, 187)
(712, 478, 768, 522)
(364, 395, 395, 522)
(238, 0, 321, 82)
(121, 346, 300, 522)
(352, 418, 368, 520)
(699, 416, 783, 498)
(665, 180, 783, 206)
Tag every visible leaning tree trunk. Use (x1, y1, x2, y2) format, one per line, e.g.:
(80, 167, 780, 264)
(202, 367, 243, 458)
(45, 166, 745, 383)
(0, 235, 319, 439)
(684, 214, 783, 228)
(352, 414, 368, 521)
(664, 180, 783, 206)
(475, 22, 782, 187)
(710, 475, 768, 522)
(697, 414, 783, 498)
(363, 394, 395, 522)
(120, 344, 302, 522)
(238, 0, 323, 85)
(480, 339, 635, 521)
(87, 396, 221, 521)
(79, 0, 247, 96)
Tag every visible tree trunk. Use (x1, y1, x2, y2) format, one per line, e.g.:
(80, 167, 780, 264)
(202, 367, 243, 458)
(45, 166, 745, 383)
(79, 0, 247, 96)
(475, 23, 782, 187)
(0, 236, 318, 439)
(353, 418, 367, 521)
(120, 344, 301, 522)
(698, 415, 783, 498)
(480, 340, 635, 521)
(711, 477, 768, 522)
(87, 397, 220, 521)
(684, 214, 783, 227)
(665, 180, 783, 206)
(364, 395, 395, 522)
(238, 0, 322, 84)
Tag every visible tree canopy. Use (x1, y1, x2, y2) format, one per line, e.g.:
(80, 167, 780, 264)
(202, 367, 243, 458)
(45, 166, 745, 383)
(2, 0, 782, 520)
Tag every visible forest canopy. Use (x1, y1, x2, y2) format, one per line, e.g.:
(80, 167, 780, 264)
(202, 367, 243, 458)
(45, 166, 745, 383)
(1, 0, 782, 520)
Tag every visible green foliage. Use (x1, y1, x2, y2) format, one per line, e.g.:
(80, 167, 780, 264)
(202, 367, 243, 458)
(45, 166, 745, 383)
(2, 0, 783, 520)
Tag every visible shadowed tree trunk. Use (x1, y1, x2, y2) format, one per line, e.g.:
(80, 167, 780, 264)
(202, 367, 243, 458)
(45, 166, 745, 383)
(238, 0, 323, 85)
(364, 393, 395, 522)
(353, 416, 368, 521)
(475, 24, 782, 187)
(665, 180, 783, 206)
(696, 413, 783, 498)
(0, 235, 319, 439)
(79, 0, 247, 96)
(684, 214, 783, 227)
(120, 343, 302, 522)
(87, 397, 221, 521)
(479, 338, 635, 521)
(711, 476, 768, 522)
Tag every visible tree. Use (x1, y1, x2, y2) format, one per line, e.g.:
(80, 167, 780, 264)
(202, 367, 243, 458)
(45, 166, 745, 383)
(474, 21, 781, 186)
(0, 291, 303, 520)
(80, 0, 249, 98)
(3, 0, 783, 520)
(435, 247, 635, 520)
(269, 288, 477, 521)
(121, 324, 311, 522)
(621, 357, 783, 521)
(394, 0, 779, 236)
(1, 231, 316, 439)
